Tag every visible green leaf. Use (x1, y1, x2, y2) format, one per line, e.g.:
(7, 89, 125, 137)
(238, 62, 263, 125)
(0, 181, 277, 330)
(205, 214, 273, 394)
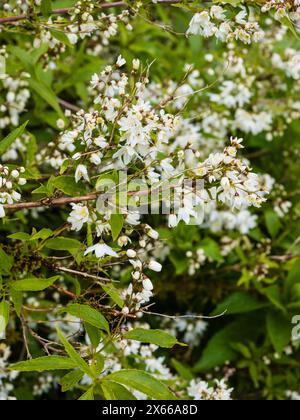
(8, 233, 31, 241)
(0, 301, 10, 338)
(44, 237, 82, 253)
(104, 370, 177, 400)
(102, 285, 124, 308)
(66, 304, 109, 333)
(263, 285, 286, 313)
(60, 370, 84, 392)
(30, 228, 53, 241)
(124, 328, 186, 348)
(91, 353, 105, 377)
(265, 210, 281, 238)
(50, 29, 73, 48)
(195, 316, 263, 372)
(101, 381, 137, 401)
(211, 292, 266, 316)
(56, 326, 93, 377)
(51, 176, 86, 196)
(85, 323, 102, 348)
(12, 276, 60, 292)
(267, 311, 291, 354)
(78, 387, 94, 400)
(0, 248, 14, 275)
(200, 238, 223, 263)
(28, 78, 63, 118)
(110, 214, 124, 241)
(171, 359, 194, 381)
(9, 356, 77, 372)
(280, 16, 300, 39)
(41, 0, 52, 17)
(286, 258, 300, 295)
(10, 288, 23, 317)
(0, 121, 28, 155)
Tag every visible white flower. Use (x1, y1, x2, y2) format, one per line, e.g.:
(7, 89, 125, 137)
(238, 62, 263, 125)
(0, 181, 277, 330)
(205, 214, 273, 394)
(143, 278, 154, 291)
(168, 214, 178, 228)
(186, 11, 217, 38)
(125, 212, 141, 225)
(118, 235, 131, 247)
(145, 225, 159, 240)
(235, 9, 248, 25)
(0, 204, 5, 218)
(67, 204, 90, 231)
(56, 119, 65, 130)
(75, 164, 89, 183)
(148, 260, 162, 272)
(116, 55, 126, 68)
(132, 59, 140, 70)
(84, 243, 119, 259)
(67, 33, 78, 45)
(126, 249, 137, 259)
(210, 6, 226, 21)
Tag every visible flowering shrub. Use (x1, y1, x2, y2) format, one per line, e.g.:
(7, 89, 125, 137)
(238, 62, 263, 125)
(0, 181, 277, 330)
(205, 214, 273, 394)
(0, 0, 300, 401)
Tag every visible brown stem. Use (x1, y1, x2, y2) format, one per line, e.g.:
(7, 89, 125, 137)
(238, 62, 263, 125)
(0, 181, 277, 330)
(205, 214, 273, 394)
(58, 98, 81, 113)
(52, 265, 113, 284)
(3, 192, 99, 210)
(0, 1, 187, 25)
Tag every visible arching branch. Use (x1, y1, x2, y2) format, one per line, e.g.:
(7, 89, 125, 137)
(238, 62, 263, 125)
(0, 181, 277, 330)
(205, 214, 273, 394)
(0, 1, 187, 25)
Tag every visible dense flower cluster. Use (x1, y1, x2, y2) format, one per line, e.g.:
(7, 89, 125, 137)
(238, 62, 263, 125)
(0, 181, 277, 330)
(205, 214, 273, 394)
(187, 6, 264, 44)
(0, 345, 17, 401)
(0, 164, 26, 218)
(0, 0, 300, 402)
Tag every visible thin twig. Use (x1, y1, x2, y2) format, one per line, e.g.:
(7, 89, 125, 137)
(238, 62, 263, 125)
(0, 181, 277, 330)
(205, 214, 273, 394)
(3, 192, 99, 210)
(0, 1, 188, 25)
(58, 98, 81, 113)
(20, 315, 32, 359)
(142, 310, 228, 320)
(52, 265, 114, 284)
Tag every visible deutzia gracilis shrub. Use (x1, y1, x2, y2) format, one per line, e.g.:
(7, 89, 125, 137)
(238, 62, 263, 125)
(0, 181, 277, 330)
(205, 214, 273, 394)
(0, 1, 299, 401)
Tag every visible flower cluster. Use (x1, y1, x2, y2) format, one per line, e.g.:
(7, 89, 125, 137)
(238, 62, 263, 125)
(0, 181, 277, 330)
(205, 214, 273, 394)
(186, 6, 264, 44)
(187, 378, 233, 401)
(0, 73, 30, 129)
(0, 344, 17, 401)
(262, 0, 300, 21)
(0, 164, 26, 218)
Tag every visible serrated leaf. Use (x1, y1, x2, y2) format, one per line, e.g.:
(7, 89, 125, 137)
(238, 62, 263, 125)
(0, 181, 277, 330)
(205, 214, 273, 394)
(12, 276, 60, 292)
(124, 328, 186, 348)
(110, 214, 124, 241)
(102, 285, 124, 308)
(56, 326, 93, 377)
(9, 356, 77, 372)
(44, 237, 82, 253)
(78, 387, 94, 400)
(66, 304, 109, 333)
(60, 370, 84, 392)
(104, 370, 176, 400)
(101, 381, 137, 401)
(51, 176, 86, 196)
